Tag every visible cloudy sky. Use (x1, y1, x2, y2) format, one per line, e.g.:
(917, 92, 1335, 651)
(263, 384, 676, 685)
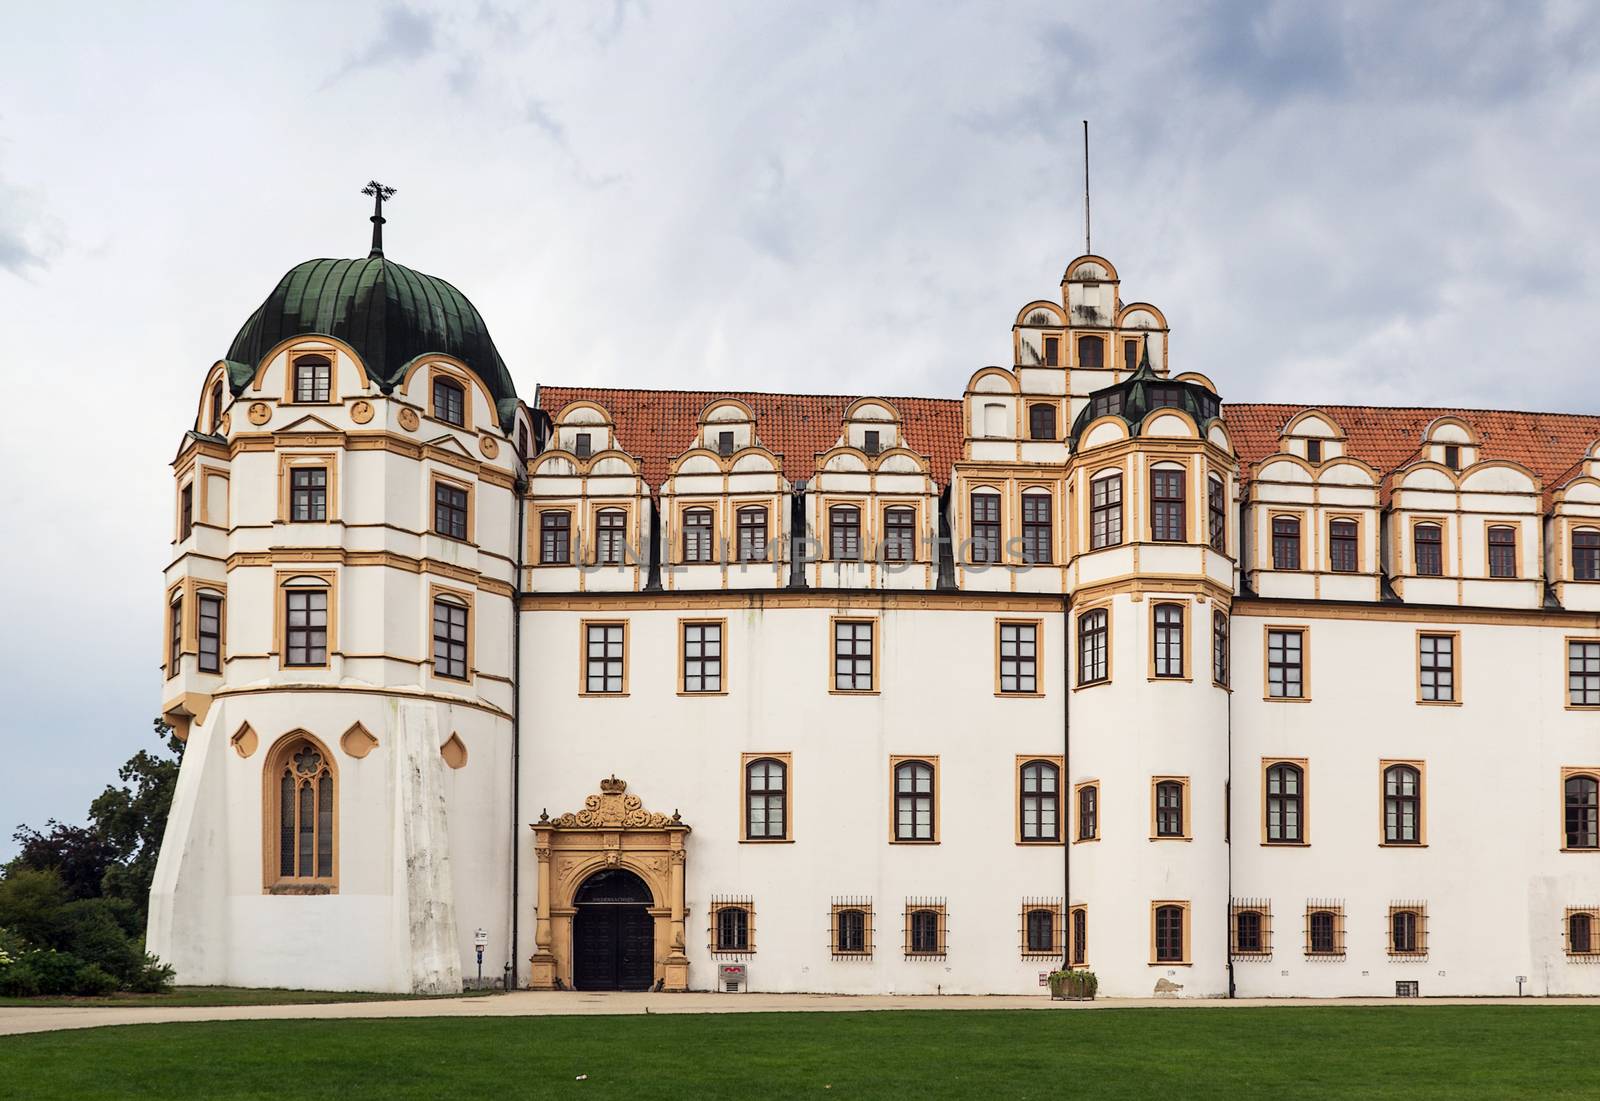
(1, 1, 1597, 856)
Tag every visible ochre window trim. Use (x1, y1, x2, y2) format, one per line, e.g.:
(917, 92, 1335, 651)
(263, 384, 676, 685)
(1261, 758, 1309, 846)
(1304, 902, 1347, 959)
(1379, 759, 1427, 847)
(1075, 603, 1112, 689)
(708, 897, 756, 957)
(830, 615, 879, 695)
(427, 364, 475, 432)
(284, 349, 337, 404)
(278, 453, 338, 524)
(1016, 755, 1065, 845)
(1565, 907, 1600, 958)
(1148, 600, 1190, 682)
(830, 900, 874, 959)
(740, 752, 792, 843)
(429, 583, 474, 683)
(1263, 624, 1310, 702)
(1386, 902, 1428, 959)
(579, 618, 629, 696)
(889, 755, 939, 844)
(1020, 899, 1063, 959)
(1150, 900, 1192, 965)
(274, 570, 337, 670)
(1230, 899, 1273, 960)
(1150, 775, 1192, 841)
(1561, 767, 1600, 853)
(429, 471, 475, 545)
(261, 730, 339, 894)
(1415, 629, 1461, 706)
(1074, 780, 1100, 843)
(903, 900, 948, 960)
(996, 618, 1044, 697)
(678, 617, 728, 696)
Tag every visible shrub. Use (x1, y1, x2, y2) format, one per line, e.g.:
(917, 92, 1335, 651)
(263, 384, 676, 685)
(71, 963, 119, 997)
(0, 958, 41, 997)
(129, 954, 176, 994)
(59, 899, 144, 984)
(24, 949, 87, 996)
(0, 870, 68, 948)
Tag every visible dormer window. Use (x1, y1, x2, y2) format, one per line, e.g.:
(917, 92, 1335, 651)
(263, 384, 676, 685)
(1043, 335, 1060, 366)
(1305, 439, 1323, 464)
(1443, 444, 1460, 471)
(210, 381, 224, 432)
(1146, 384, 1181, 409)
(293, 355, 331, 403)
(574, 432, 592, 460)
(1575, 529, 1600, 580)
(718, 431, 735, 458)
(1028, 404, 1056, 441)
(1077, 336, 1104, 370)
(1414, 524, 1443, 576)
(1090, 390, 1124, 420)
(432, 377, 465, 427)
(1487, 526, 1516, 578)
(863, 430, 881, 456)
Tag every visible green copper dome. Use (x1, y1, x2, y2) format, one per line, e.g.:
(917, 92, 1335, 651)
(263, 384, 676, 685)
(224, 256, 519, 428)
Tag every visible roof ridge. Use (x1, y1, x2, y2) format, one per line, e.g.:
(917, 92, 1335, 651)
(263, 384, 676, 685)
(538, 383, 963, 405)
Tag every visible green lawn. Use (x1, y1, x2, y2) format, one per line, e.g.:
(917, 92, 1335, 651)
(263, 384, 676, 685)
(0, 985, 491, 1009)
(0, 1006, 1594, 1100)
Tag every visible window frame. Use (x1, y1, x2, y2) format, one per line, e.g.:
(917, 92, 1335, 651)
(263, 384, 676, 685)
(1212, 610, 1229, 688)
(288, 464, 330, 523)
(1070, 904, 1089, 966)
(1566, 907, 1600, 957)
(1412, 520, 1444, 577)
(1264, 625, 1309, 701)
(1151, 776, 1191, 840)
(196, 591, 224, 674)
(1562, 768, 1600, 852)
(579, 619, 628, 696)
(741, 753, 791, 843)
(1329, 516, 1360, 573)
(1077, 334, 1104, 370)
(593, 507, 629, 566)
(1271, 513, 1303, 571)
(1262, 758, 1308, 846)
(709, 900, 755, 956)
(828, 503, 863, 562)
(1568, 638, 1600, 709)
(1149, 466, 1187, 543)
(1230, 903, 1272, 959)
(288, 352, 334, 404)
(431, 375, 467, 429)
(1305, 904, 1346, 958)
(430, 474, 472, 543)
(1416, 630, 1460, 705)
(430, 589, 471, 682)
(679, 618, 727, 696)
(1573, 528, 1600, 581)
(736, 505, 769, 563)
(168, 593, 184, 674)
(1076, 605, 1110, 686)
(1150, 601, 1187, 681)
(904, 903, 948, 960)
(1088, 470, 1123, 550)
(178, 482, 194, 541)
(830, 616, 878, 694)
(681, 505, 716, 564)
(1208, 476, 1227, 553)
(890, 756, 938, 844)
(1074, 780, 1100, 843)
(1486, 524, 1518, 579)
(538, 508, 572, 565)
(997, 619, 1042, 697)
(1020, 490, 1053, 564)
(882, 505, 917, 563)
(1016, 756, 1064, 844)
(831, 903, 873, 958)
(1021, 901, 1062, 958)
(262, 731, 339, 892)
(1387, 904, 1427, 958)
(1150, 901, 1191, 965)
(1380, 760, 1427, 847)
(1028, 403, 1057, 441)
(276, 572, 335, 670)
(969, 490, 1002, 564)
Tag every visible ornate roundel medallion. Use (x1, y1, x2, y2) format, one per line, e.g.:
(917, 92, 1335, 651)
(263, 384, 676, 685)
(247, 402, 271, 425)
(478, 435, 500, 459)
(350, 400, 375, 425)
(398, 407, 420, 432)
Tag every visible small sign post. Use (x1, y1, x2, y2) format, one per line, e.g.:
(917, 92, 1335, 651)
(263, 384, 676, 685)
(474, 928, 488, 988)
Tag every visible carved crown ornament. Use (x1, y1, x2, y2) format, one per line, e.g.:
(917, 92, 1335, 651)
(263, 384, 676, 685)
(535, 775, 689, 832)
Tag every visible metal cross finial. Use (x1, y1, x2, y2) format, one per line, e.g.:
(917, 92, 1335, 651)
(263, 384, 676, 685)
(362, 181, 397, 258)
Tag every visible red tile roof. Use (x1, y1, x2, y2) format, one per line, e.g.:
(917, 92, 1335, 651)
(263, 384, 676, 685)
(535, 387, 1600, 501)
(536, 386, 964, 488)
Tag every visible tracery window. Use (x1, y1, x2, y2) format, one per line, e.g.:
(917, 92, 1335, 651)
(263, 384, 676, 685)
(268, 736, 335, 886)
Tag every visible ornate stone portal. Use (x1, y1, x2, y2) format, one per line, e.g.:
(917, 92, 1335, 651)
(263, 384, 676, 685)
(529, 776, 691, 991)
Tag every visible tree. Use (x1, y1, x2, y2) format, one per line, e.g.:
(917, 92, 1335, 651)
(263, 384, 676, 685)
(9, 821, 116, 902)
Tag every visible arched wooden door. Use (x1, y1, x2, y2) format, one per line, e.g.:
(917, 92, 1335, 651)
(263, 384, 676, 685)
(571, 868, 655, 991)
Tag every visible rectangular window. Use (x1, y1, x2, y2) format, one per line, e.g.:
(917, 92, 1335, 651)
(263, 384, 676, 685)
(1151, 469, 1186, 542)
(1488, 525, 1516, 578)
(710, 900, 754, 955)
(1574, 530, 1600, 581)
(284, 588, 328, 667)
(1029, 404, 1056, 440)
(432, 597, 468, 680)
(1443, 444, 1460, 470)
(998, 621, 1039, 695)
(1388, 904, 1427, 957)
(1078, 336, 1103, 369)
(1089, 473, 1123, 549)
(1272, 516, 1301, 570)
(1208, 478, 1226, 553)
(596, 510, 627, 565)
(1230, 901, 1272, 958)
(168, 596, 183, 672)
(683, 508, 714, 563)
(1305, 903, 1346, 958)
(1266, 628, 1306, 699)
(970, 493, 1001, 563)
(737, 507, 768, 563)
(862, 430, 880, 455)
(1330, 519, 1359, 572)
(829, 505, 861, 561)
(290, 467, 328, 522)
(682, 620, 723, 694)
(1077, 608, 1108, 685)
(1043, 335, 1060, 367)
(1123, 339, 1138, 371)
(539, 510, 571, 564)
(1153, 778, 1189, 839)
(293, 357, 331, 402)
(1091, 389, 1125, 420)
(1152, 902, 1189, 964)
(1264, 760, 1306, 844)
(1305, 439, 1323, 464)
(1152, 603, 1184, 679)
(197, 594, 222, 674)
(883, 507, 916, 563)
(1071, 905, 1088, 965)
(717, 431, 735, 457)
(433, 481, 469, 541)
(833, 618, 875, 692)
(1076, 782, 1099, 841)
(573, 432, 592, 460)
(1418, 632, 1457, 703)
(1021, 494, 1052, 564)
(1571, 640, 1600, 707)
(179, 484, 194, 540)
(1212, 611, 1229, 687)
(1414, 523, 1443, 576)
(892, 758, 937, 842)
(583, 622, 626, 694)
(432, 378, 465, 427)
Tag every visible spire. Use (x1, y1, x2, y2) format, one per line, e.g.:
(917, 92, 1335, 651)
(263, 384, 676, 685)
(361, 181, 397, 258)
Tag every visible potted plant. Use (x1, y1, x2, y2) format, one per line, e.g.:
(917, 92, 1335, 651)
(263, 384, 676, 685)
(1047, 968, 1098, 1001)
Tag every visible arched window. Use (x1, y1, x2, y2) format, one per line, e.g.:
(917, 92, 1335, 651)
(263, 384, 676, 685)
(1308, 909, 1339, 956)
(432, 376, 466, 427)
(745, 757, 787, 840)
(883, 507, 916, 563)
(1212, 611, 1229, 687)
(540, 510, 571, 564)
(1390, 908, 1423, 955)
(1025, 907, 1055, 954)
(1070, 906, 1087, 965)
(1488, 525, 1516, 578)
(1021, 492, 1052, 564)
(293, 355, 331, 403)
(835, 908, 868, 955)
(1384, 764, 1423, 845)
(1574, 528, 1600, 581)
(1090, 472, 1122, 549)
(1077, 783, 1098, 841)
(715, 905, 750, 952)
(736, 506, 768, 563)
(1077, 608, 1108, 685)
(266, 734, 336, 888)
(596, 508, 627, 565)
(1565, 773, 1599, 850)
(908, 908, 942, 956)
(1077, 335, 1104, 370)
(1029, 403, 1057, 440)
(1154, 904, 1185, 963)
(894, 760, 935, 842)
(683, 507, 714, 563)
(1019, 760, 1059, 842)
(1154, 779, 1186, 837)
(829, 505, 861, 561)
(970, 492, 1001, 563)
(282, 577, 330, 667)
(1272, 516, 1301, 570)
(1232, 909, 1264, 955)
(1150, 467, 1186, 543)
(1569, 911, 1595, 955)
(1153, 603, 1185, 679)
(1208, 477, 1226, 552)
(1265, 762, 1304, 843)
(209, 380, 224, 432)
(1414, 524, 1443, 576)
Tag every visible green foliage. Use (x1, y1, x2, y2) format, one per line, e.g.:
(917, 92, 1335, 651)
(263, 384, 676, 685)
(0, 868, 67, 945)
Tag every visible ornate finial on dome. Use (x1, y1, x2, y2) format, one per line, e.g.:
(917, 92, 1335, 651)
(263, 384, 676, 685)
(361, 180, 397, 258)
(599, 775, 627, 795)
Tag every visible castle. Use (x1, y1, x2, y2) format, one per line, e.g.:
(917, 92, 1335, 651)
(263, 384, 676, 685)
(149, 204, 1600, 997)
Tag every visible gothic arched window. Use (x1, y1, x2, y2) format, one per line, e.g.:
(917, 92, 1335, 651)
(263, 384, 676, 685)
(266, 734, 336, 889)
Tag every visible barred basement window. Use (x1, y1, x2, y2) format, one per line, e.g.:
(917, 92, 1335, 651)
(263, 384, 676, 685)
(1575, 529, 1600, 581)
(1151, 469, 1186, 542)
(1330, 518, 1359, 572)
(1021, 493, 1052, 564)
(1567, 908, 1600, 958)
(433, 481, 469, 541)
(831, 900, 872, 958)
(1078, 609, 1108, 685)
(1070, 905, 1088, 965)
(540, 510, 571, 564)
(1414, 523, 1443, 576)
(1388, 903, 1427, 958)
(197, 593, 223, 674)
(432, 597, 468, 680)
(1230, 900, 1272, 959)
(1021, 900, 1061, 957)
(1418, 633, 1457, 703)
(583, 622, 626, 694)
(432, 377, 465, 427)
(829, 505, 861, 561)
(1305, 903, 1346, 958)
(1076, 783, 1098, 841)
(1570, 641, 1600, 707)
(1272, 516, 1301, 570)
(1212, 611, 1229, 687)
(682, 620, 722, 694)
(1152, 603, 1184, 679)
(290, 467, 328, 522)
(1565, 772, 1599, 850)
(893, 759, 936, 842)
(1488, 525, 1517, 578)
(709, 898, 754, 955)
(1090, 472, 1122, 549)
(1019, 759, 1059, 842)
(1267, 628, 1305, 699)
(970, 492, 1001, 563)
(293, 355, 331, 402)
(683, 508, 714, 563)
(1265, 760, 1305, 844)
(1208, 477, 1226, 552)
(904, 900, 947, 959)
(998, 621, 1038, 694)
(283, 587, 328, 667)
(268, 734, 336, 887)
(833, 619, 875, 692)
(596, 509, 627, 565)
(744, 757, 786, 840)
(1383, 764, 1424, 845)
(737, 506, 768, 562)
(1153, 902, 1188, 964)
(883, 507, 916, 563)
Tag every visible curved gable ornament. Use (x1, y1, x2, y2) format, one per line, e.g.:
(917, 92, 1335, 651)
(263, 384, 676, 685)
(538, 774, 687, 832)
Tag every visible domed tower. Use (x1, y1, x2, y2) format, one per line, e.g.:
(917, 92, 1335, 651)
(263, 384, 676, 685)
(149, 197, 534, 994)
(1060, 273, 1238, 998)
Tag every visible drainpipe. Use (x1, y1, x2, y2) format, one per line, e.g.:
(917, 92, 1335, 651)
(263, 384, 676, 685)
(510, 458, 526, 988)
(1062, 594, 1072, 971)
